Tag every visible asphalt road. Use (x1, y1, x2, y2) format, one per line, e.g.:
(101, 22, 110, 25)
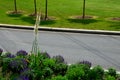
(0, 28, 120, 71)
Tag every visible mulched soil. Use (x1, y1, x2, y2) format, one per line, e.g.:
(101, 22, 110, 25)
(7, 11, 23, 15)
(29, 13, 57, 21)
(111, 17, 120, 21)
(41, 15, 58, 21)
(70, 15, 95, 19)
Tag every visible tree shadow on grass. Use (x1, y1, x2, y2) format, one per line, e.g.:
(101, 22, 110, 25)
(21, 16, 56, 25)
(7, 11, 23, 17)
(40, 20, 56, 25)
(20, 16, 35, 24)
(67, 19, 99, 24)
(7, 13, 22, 17)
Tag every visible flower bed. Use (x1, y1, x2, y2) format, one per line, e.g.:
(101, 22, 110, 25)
(0, 48, 120, 80)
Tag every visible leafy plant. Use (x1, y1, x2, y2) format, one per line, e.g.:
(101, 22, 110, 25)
(2, 58, 12, 76)
(43, 58, 56, 68)
(19, 68, 33, 80)
(78, 60, 92, 68)
(53, 55, 65, 63)
(88, 65, 104, 80)
(53, 63, 68, 76)
(51, 75, 68, 80)
(3, 52, 15, 58)
(9, 58, 28, 73)
(16, 50, 28, 57)
(27, 53, 52, 79)
(0, 50, 120, 80)
(41, 52, 51, 59)
(42, 67, 53, 79)
(66, 64, 85, 80)
(0, 48, 3, 56)
(108, 68, 116, 77)
(105, 75, 116, 80)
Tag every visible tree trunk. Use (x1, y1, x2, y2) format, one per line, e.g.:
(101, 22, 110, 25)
(14, 0, 17, 13)
(45, 0, 48, 20)
(82, 0, 86, 19)
(34, 0, 37, 16)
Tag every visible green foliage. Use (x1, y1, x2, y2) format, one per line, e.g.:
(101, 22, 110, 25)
(108, 68, 116, 77)
(105, 75, 116, 80)
(53, 63, 68, 76)
(42, 67, 53, 79)
(0, 57, 3, 67)
(88, 65, 104, 80)
(51, 75, 68, 80)
(0, 48, 3, 56)
(0, 49, 120, 80)
(78, 60, 92, 68)
(0, 77, 6, 80)
(66, 64, 90, 80)
(66, 64, 85, 80)
(53, 55, 65, 64)
(2, 58, 11, 75)
(9, 58, 28, 73)
(43, 58, 56, 68)
(41, 52, 51, 59)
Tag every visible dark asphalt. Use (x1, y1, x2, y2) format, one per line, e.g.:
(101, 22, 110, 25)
(0, 28, 120, 71)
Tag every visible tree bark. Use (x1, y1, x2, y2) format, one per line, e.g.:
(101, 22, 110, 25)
(34, 0, 37, 16)
(14, 0, 17, 13)
(82, 0, 86, 19)
(45, 0, 48, 20)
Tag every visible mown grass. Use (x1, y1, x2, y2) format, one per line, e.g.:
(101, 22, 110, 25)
(0, 0, 120, 30)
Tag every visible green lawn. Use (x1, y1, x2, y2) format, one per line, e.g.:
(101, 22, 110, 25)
(0, 0, 120, 30)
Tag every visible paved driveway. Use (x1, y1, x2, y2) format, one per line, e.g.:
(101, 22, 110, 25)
(0, 28, 120, 71)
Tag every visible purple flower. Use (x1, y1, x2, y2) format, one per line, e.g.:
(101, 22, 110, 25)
(20, 76, 29, 80)
(20, 68, 32, 80)
(79, 60, 92, 68)
(41, 52, 51, 59)
(16, 76, 29, 80)
(9, 58, 28, 73)
(5, 52, 15, 58)
(53, 55, 65, 63)
(0, 48, 3, 56)
(16, 50, 28, 56)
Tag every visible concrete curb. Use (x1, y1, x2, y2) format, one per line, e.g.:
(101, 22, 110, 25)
(0, 24, 120, 35)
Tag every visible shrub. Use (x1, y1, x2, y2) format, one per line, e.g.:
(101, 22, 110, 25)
(53, 55, 65, 63)
(0, 48, 3, 56)
(66, 64, 85, 80)
(108, 68, 116, 77)
(2, 57, 12, 75)
(19, 68, 34, 80)
(88, 65, 104, 80)
(43, 58, 56, 68)
(78, 60, 92, 68)
(27, 53, 43, 69)
(1, 50, 120, 80)
(41, 52, 51, 59)
(53, 63, 68, 76)
(105, 75, 116, 80)
(0, 58, 2, 67)
(16, 50, 28, 56)
(9, 58, 28, 73)
(51, 75, 68, 80)
(42, 67, 53, 79)
(3, 52, 15, 58)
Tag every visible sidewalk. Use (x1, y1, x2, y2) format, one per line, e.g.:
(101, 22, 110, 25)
(0, 23, 120, 35)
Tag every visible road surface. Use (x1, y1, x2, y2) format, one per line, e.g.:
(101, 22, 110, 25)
(0, 28, 120, 71)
